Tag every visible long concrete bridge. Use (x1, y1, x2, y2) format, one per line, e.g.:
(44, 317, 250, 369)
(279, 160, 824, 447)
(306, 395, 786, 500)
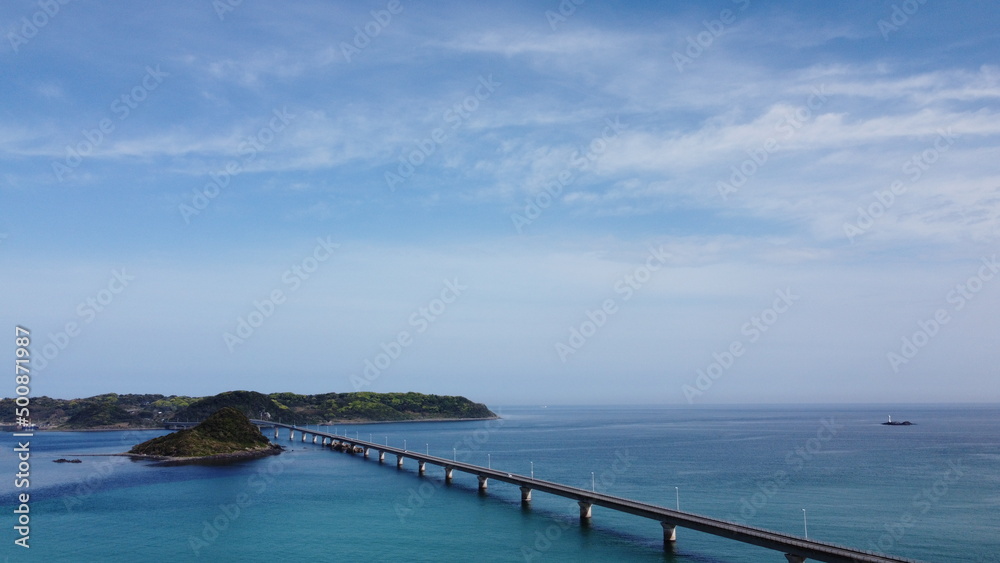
(253, 421, 921, 563)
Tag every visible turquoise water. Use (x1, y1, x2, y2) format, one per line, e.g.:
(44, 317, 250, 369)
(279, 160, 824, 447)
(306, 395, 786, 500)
(2, 405, 998, 562)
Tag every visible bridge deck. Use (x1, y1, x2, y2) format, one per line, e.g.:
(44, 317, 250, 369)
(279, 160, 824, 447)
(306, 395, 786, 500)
(254, 421, 921, 563)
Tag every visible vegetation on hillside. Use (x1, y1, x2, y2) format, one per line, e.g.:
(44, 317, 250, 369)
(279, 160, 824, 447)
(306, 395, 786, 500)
(128, 407, 279, 458)
(173, 391, 289, 422)
(63, 401, 135, 429)
(0, 390, 497, 429)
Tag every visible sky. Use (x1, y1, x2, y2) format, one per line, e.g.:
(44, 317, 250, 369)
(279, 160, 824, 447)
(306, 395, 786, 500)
(2, 0, 999, 405)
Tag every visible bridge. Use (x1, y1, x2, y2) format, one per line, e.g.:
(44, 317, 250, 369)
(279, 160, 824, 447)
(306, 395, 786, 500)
(166, 420, 274, 430)
(163, 421, 200, 430)
(253, 421, 921, 563)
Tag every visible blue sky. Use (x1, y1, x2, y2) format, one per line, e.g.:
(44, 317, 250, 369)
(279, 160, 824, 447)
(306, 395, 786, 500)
(2, 0, 999, 405)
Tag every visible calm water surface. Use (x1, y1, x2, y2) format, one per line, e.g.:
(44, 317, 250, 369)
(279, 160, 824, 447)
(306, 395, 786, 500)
(1, 404, 998, 562)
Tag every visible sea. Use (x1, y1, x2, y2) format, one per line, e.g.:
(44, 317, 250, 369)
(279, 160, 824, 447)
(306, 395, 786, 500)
(1, 405, 998, 562)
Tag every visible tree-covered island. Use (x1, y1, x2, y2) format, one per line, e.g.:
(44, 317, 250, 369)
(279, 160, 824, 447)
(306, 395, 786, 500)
(127, 407, 282, 460)
(0, 390, 498, 430)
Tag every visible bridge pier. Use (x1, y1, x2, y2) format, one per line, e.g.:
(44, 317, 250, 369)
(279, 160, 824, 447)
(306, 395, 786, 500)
(661, 522, 676, 545)
(251, 421, 911, 563)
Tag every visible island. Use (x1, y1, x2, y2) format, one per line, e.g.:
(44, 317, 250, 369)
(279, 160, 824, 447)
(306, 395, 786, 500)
(882, 415, 913, 426)
(0, 390, 498, 430)
(127, 407, 282, 461)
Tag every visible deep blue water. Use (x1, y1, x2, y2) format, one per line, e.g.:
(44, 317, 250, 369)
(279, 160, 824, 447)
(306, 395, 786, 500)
(2, 405, 998, 562)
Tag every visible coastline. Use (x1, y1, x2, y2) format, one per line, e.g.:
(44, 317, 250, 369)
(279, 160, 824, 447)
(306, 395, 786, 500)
(317, 415, 501, 426)
(115, 445, 284, 463)
(13, 415, 501, 432)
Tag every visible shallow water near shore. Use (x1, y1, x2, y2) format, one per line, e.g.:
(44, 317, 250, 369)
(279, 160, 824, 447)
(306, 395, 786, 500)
(2, 404, 998, 562)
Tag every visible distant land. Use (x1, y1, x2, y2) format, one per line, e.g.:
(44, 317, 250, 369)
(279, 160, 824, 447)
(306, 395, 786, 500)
(0, 390, 498, 430)
(127, 407, 282, 460)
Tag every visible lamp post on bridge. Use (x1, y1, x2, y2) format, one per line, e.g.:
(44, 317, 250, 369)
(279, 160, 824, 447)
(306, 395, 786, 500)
(425, 443, 428, 455)
(591, 472, 595, 492)
(530, 461, 533, 479)
(802, 509, 808, 539)
(488, 453, 491, 469)
(675, 487, 680, 511)
(404, 439, 407, 451)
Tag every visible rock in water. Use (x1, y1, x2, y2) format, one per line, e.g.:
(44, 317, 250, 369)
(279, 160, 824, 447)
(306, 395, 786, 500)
(128, 407, 280, 458)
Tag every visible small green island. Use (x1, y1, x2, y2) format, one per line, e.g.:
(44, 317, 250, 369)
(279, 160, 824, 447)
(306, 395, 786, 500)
(127, 407, 282, 461)
(0, 390, 497, 430)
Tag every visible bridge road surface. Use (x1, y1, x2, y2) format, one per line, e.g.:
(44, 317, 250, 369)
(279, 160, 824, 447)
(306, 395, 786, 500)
(256, 421, 923, 563)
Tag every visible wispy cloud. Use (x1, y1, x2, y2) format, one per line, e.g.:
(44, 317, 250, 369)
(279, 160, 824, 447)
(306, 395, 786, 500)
(2, 0, 998, 403)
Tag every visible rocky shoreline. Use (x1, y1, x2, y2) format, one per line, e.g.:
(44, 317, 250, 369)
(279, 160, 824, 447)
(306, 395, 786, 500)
(116, 444, 284, 464)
